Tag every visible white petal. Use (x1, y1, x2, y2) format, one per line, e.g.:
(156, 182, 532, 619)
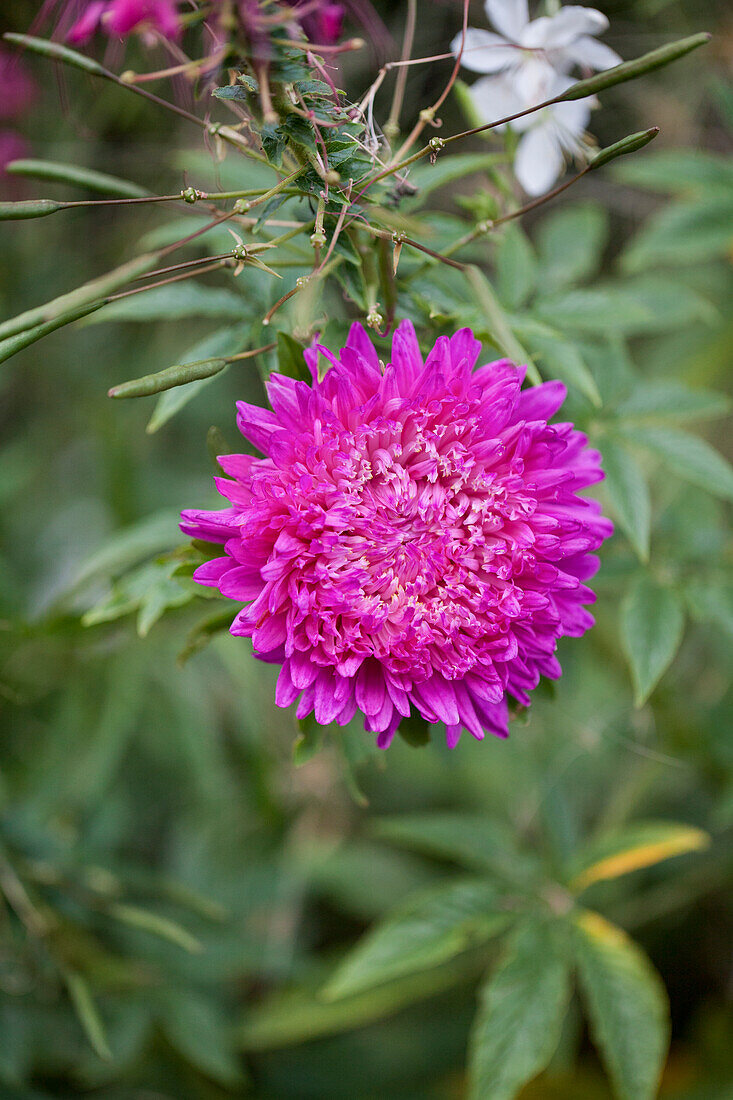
(563, 35, 621, 70)
(553, 95, 593, 140)
(514, 124, 565, 194)
(451, 28, 519, 73)
(484, 0, 529, 42)
(539, 5, 609, 48)
(514, 57, 558, 105)
(469, 74, 524, 130)
(519, 16, 556, 48)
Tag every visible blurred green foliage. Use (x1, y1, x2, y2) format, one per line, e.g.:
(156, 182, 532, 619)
(0, 0, 732, 1096)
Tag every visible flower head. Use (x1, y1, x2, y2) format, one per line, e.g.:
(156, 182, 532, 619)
(181, 322, 611, 749)
(453, 0, 620, 194)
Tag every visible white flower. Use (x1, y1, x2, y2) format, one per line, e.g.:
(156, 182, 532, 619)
(452, 0, 621, 102)
(471, 69, 595, 196)
(451, 0, 620, 194)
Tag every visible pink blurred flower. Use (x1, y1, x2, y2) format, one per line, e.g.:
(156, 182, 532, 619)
(67, 0, 181, 45)
(293, 1, 345, 45)
(0, 48, 38, 121)
(182, 322, 611, 750)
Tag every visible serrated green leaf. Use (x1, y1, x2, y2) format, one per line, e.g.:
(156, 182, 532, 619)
(261, 123, 286, 167)
(569, 820, 709, 891)
(620, 575, 685, 705)
(467, 918, 571, 1100)
(495, 224, 537, 310)
(212, 84, 250, 102)
(600, 436, 651, 561)
(535, 203, 609, 289)
(622, 425, 733, 501)
(573, 910, 669, 1100)
(323, 879, 507, 1000)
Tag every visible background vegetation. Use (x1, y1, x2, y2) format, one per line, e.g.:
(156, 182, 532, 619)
(0, 0, 731, 1096)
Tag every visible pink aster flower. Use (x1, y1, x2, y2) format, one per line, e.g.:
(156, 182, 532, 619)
(181, 322, 611, 750)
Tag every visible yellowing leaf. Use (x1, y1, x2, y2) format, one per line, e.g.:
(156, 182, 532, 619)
(570, 821, 709, 891)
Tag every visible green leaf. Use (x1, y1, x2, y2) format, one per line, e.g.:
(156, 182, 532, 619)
(465, 266, 539, 382)
(160, 994, 244, 1086)
(261, 122, 286, 168)
(621, 196, 733, 271)
(81, 557, 194, 633)
(87, 283, 246, 324)
(403, 153, 505, 210)
(212, 84, 250, 102)
(522, 326, 601, 406)
(178, 607, 234, 664)
(620, 575, 685, 705)
(573, 910, 669, 1100)
(569, 820, 709, 891)
(684, 578, 733, 639)
(0, 251, 162, 342)
(322, 879, 507, 1000)
(495, 225, 537, 310)
(615, 380, 730, 422)
(4, 32, 109, 77)
(396, 713, 431, 747)
(372, 812, 541, 884)
(146, 326, 249, 433)
(621, 425, 733, 501)
(59, 511, 180, 602)
(612, 150, 733, 196)
(600, 436, 651, 561)
(535, 203, 609, 288)
(293, 713, 326, 766)
(63, 971, 112, 1061)
(467, 918, 571, 1100)
(108, 903, 202, 953)
(536, 276, 714, 337)
(5, 158, 149, 198)
(239, 951, 485, 1051)
(276, 331, 310, 382)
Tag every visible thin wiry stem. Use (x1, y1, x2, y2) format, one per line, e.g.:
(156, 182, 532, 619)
(385, 0, 417, 139)
(388, 0, 470, 165)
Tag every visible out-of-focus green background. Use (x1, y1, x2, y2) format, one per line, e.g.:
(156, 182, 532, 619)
(0, 1, 731, 1097)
